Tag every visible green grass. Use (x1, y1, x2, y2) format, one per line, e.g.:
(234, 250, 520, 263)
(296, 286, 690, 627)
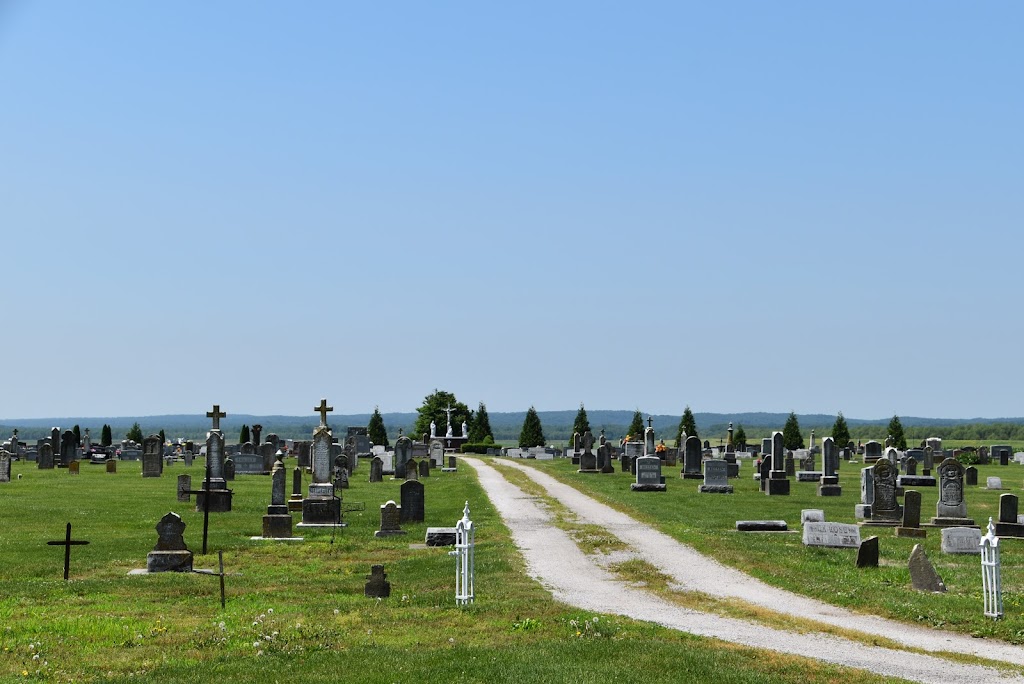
(508, 455, 1024, 646)
(0, 458, 912, 683)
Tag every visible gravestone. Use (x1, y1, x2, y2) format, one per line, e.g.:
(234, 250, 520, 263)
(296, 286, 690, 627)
(405, 459, 419, 481)
(418, 459, 430, 478)
(68, 461, 80, 475)
(234, 442, 262, 475)
(818, 437, 842, 496)
(994, 494, 1024, 537)
(443, 455, 457, 472)
(784, 452, 795, 477)
(365, 564, 391, 598)
(698, 460, 733, 494)
(930, 458, 975, 527)
(262, 454, 295, 539)
(146, 512, 193, 573)
(766, 431, 790, 496)
(300, 399, 342, 527)
(578, 429, 598, 472)
(736, 520, 787, 531)
(334, 454, 350, 489)
(395, 435, 413, 478)
(965, 466, 978, 486)
(681, 435, 702, 480)
(987, 476, 1003, 490)
(142, 435, 163, 478)
(177, 475, 192, 502)
(369, 457, 383, 483)
(908, 544, 946, 592)
(38, 443, 54, 469)
(183, 451, 193, 467)
(256, 442, 275, 474)
(400, 479, 425, 523)
(758, 457, 770, 492)
(599, 444, 615, 474)
(0, 451, 10, 482)
(801, 509, 825, 524)
(106, 459, 117, 473)
(941, 527, 982, 554)
(863, 441, 882, 462)
(856, 536, 879, 568)
(295, 440, 311, 469)
(803, 522, 861, 548)
(223, 458, 235, 480)
(631, 455, 666, 492)
(375, 501, 406, 537)
(922, 447, 934, 475)
(60, 430, 76, 467)
(197, 405, 232, 512)
(904, 457, 917, 476)
(251, 425, 263, 448)
(896, 490, 926, 538)
(289, 467, 303, 512)
(429, 439, 444, 468)
(862, 459, 901, 527)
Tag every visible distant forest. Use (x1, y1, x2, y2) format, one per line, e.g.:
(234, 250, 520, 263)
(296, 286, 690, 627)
(4, 411, 1024, 446)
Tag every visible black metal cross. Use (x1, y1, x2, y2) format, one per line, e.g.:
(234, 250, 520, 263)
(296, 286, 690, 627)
(647, 416, 653, 428)
(47, 523, 89, 580)
(182, 454, 215, 554)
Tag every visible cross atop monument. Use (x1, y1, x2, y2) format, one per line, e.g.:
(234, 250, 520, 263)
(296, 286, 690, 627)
(206, 404, 226, 431)
(314, 398, 334, 427)
(647, 416, 653, 429)
(444, 404, 455, 429)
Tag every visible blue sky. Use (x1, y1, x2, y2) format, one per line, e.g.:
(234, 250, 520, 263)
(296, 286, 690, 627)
(1, 2, 1021, 420)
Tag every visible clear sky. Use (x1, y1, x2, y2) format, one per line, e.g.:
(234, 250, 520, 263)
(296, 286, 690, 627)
(1, 2, 1021, 421)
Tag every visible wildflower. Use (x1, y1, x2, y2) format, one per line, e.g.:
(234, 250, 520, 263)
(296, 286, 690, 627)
(267, 608, 273, 615)
(32, 655, 39, 661)
(367, 629, 372, 636)
(592, 617, 599, 623)
(218, 622, 225, 631)
(448, 637, 454, 644)
(333, 609, 339, 615)
(253, 641, 260, 648)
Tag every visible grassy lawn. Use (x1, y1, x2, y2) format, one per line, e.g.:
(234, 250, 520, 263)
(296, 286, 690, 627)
(510, 455, 1024, 646)
(0, 457, 907, 683)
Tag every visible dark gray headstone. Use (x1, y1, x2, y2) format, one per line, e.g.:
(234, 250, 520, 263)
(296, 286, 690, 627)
(418, 459, 430, 478)
(177, 474, 191, 502)
(146, 512, 193, 573)
(369, 456, 383, 483)
(0, 452, 10, 483)
(375, 501, 406, 537)
(736, 520, 787, 532)
(902, 490, 922, 528)
(38, 443, 54, 469)
(856, 536, 879, 568)
(365, 564, 391, 598)
(1000, 493, 1019, 523)
(400, 479, 425, 523)
(965, 466, 978, 486)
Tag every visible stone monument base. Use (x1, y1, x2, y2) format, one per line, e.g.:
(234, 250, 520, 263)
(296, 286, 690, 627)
(796, 471, 823, 482)
(288, 496, 303, 512)
(861, 514, 902, 528)
(766, 473, 790, 496)
(897, 476, 936, 487)
(927, 517, 977, 528)
(299, 497, 343, 526)
(817, 475, 841, 497)
(262, 511, 294, 539)
(681, 471, 702, 480)
(374, 528, 407, 538)
(146, 550, 193, 573)
(630, 483, 667, 492)
(425, 527, 457, 546)
(698, 484, 734, 494)
(895, 527, 928, 538)
(994, 522, 1024, 537)
(195, 489, 233, 512)
(577, 468, 601, 474)
(855, 504, 872, 519)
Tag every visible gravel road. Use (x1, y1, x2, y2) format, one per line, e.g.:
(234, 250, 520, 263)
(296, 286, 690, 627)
(464, 457, 1024, 684)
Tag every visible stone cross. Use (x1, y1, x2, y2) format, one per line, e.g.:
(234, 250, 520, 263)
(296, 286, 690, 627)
(47, 523, 90, 580)
(314, 399, 333, 427)
(206, 404, 226, 431)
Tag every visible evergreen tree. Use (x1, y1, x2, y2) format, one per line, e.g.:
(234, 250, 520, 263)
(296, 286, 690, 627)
(627, 410, 644, 441)
(519, 406, 546, 447)
(469, 402, 493, 443)
(239, 424, 250, 444)
(72, 425, 81, 447)
(888, 415, 907, 451)
(831, 412, 851, 450)
(572, 403, 591, 438)
(126, 422, 144, 444)
(782, 412, 805, 450)
(367, 407, 389, 448)
(413, 389, 473, 440)
(733, 424, 747, 450)
(676, 406, 698, 445)
(158, 429, 166, 445)
(101, 424, 112, 447)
